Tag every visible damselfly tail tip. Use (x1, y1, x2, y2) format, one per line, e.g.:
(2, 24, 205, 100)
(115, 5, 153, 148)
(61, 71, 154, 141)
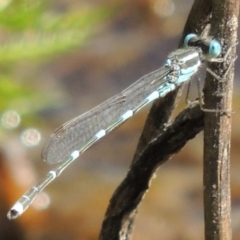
(7, 202, 24, 220)
(7, 209, 19, 220)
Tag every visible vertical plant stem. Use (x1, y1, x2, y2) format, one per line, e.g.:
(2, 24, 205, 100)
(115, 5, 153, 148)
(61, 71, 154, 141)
(203, 0, 239, 239)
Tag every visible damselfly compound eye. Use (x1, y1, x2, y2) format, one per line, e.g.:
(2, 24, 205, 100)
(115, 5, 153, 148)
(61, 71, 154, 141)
(184, 33, 198, 47)
(208, 39, 222, 58)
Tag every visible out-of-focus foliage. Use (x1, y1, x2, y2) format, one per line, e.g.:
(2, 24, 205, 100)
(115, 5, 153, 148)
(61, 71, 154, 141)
(0, 0, 114, 129)
(0, 74, 50, 126)
(0, 0, 113, 62)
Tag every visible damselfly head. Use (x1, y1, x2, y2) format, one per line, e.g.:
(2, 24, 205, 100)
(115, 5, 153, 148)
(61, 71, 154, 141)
(184, 33, 222, 60)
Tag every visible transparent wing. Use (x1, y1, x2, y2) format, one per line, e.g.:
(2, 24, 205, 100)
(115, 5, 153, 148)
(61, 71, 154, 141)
(42, 66, 171, 164)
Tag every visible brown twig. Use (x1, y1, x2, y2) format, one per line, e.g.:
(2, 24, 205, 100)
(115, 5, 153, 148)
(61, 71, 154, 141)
(203, 0, 239, 239)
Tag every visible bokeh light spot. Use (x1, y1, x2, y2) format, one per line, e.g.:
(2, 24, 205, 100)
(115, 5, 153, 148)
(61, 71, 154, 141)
(33, 192, 51, 211)
(1, 110, 21, 129)
(153, 0, 175, 18)
(21, 128, 41, 147)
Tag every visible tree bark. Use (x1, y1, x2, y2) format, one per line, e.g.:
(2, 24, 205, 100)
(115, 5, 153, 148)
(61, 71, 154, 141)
(203, 0, 239, 239)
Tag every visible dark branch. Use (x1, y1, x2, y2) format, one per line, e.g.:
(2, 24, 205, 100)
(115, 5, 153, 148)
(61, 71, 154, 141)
(99, 103, 204, 240)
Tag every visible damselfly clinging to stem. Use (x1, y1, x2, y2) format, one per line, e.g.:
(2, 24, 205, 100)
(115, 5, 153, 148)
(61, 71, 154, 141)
(7, 33, 222, 219)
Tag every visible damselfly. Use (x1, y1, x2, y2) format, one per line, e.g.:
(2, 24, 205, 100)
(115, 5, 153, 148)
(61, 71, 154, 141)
(7, 33, 222, 219)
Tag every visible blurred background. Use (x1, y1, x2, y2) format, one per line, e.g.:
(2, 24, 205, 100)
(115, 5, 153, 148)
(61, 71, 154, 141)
(0, 0, 239, 239)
